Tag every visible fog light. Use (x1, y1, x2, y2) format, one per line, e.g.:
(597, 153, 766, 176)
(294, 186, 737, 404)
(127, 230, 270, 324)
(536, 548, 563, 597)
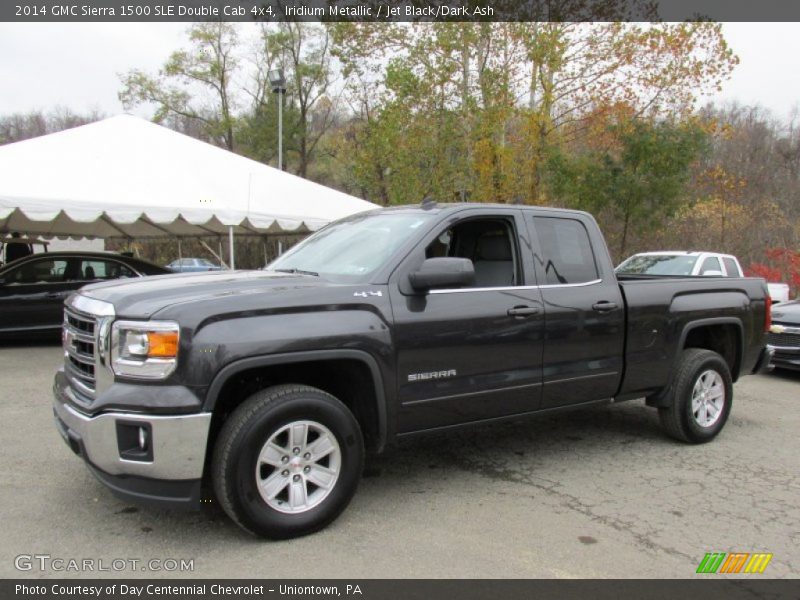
(116, 421, 153, 462)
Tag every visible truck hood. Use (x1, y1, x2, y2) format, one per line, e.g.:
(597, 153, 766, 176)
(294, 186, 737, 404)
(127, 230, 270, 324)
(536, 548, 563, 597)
(78, 270, 349, 320)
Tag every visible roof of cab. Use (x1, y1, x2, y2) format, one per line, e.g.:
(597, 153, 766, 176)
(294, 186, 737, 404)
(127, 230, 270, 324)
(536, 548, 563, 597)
(373, 202, 591, 218)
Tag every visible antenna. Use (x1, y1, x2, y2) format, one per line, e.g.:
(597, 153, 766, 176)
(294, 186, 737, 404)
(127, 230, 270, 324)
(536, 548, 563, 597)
(421, 197, 437, 210)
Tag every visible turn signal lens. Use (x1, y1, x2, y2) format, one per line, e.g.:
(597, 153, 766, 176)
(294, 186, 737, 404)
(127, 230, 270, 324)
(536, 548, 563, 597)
(147, 331, 179, 358)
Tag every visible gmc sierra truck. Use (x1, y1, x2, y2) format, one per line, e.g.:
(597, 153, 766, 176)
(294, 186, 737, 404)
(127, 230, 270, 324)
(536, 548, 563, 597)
(52, 203, 774, 539)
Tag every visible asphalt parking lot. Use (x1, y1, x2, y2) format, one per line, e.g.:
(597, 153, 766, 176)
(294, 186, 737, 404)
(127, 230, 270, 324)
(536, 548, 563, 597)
(1, 341, 798, 579)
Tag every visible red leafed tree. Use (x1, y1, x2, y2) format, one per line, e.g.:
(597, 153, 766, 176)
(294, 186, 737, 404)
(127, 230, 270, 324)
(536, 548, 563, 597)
(747, 248, 800, 297)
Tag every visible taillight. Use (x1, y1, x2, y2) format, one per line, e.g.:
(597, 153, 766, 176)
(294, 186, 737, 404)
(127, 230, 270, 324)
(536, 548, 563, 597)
(764, 292, 772, 332)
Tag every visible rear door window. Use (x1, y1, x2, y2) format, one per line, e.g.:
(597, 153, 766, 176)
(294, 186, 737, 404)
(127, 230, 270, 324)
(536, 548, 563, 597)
(532, 217, 599, 284)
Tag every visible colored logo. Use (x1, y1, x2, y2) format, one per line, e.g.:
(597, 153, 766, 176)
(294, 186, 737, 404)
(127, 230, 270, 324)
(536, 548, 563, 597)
(696, 552, 773, 574)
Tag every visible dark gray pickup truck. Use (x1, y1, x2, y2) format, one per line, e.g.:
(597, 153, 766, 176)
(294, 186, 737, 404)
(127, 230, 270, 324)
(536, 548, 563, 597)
(53, 203, 773, 539)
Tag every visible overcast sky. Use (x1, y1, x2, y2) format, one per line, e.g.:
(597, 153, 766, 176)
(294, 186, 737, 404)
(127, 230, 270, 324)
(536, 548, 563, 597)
(0, 22, 798, 122)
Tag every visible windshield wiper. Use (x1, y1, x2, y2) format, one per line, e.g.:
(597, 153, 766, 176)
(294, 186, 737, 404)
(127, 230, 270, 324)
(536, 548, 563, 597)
(273, 268, 320, 277)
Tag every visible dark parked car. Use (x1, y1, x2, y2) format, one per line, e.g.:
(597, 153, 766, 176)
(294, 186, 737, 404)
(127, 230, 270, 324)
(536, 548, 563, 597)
(766, 299, 800, 371)
(0, 251, 169, 338)
(166, 258, 222, 273)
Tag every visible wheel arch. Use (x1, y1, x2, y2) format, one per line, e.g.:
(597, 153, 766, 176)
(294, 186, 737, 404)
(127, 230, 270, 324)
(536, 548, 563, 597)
(204, 350, 388, 460)
(647, 317, 743, 408)
(678, 318, 743, 381)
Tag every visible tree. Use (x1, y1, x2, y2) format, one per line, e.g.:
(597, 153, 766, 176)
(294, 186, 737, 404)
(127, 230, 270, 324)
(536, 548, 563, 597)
(547, 116, 708, 256)
(516, 21, 737, 199)
(0, 107, 104, 145)
(748, 248, 800, 297)
(691, 104, 800, 257)
(330, 22, 737, 204)
(119, 22, 240, 150)
(240, 23, 336, 177)
(326, 24, 402, 203)
(282, 23, 336, 178)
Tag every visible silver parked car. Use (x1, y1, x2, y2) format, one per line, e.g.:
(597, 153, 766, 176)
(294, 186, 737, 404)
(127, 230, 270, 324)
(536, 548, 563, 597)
(166, 258, 222, 273)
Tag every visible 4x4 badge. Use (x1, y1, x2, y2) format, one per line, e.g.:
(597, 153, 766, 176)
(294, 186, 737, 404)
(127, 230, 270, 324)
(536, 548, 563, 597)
(353, 291, 383, 298)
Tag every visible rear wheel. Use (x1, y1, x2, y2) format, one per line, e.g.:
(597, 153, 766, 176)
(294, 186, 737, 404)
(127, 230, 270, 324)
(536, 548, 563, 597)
(658, 349, 733, 444)
(212, 384, 364, 539)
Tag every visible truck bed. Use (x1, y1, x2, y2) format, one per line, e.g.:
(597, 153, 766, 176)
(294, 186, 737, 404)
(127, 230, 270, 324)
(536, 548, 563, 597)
(616, 275, 769, 400)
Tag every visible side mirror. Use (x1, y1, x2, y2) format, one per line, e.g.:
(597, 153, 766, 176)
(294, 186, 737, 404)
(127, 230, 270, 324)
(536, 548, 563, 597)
(408, 257, 475, 292)
(702, 270, 724, 277)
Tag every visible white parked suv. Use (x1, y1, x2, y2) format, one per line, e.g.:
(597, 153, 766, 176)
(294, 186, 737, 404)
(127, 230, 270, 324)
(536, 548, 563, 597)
(616, 251, 791, 303)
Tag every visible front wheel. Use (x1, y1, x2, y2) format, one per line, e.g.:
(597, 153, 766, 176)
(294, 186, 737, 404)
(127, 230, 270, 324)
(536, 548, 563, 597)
(658, 349, 733, 444)
(212, 384, 364, 539)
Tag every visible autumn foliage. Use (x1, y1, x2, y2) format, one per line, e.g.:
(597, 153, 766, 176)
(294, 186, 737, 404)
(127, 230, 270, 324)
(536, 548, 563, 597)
(748, 249, 800, 296)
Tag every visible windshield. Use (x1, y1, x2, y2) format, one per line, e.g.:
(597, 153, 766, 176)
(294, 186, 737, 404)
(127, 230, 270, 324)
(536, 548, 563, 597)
(616, 254, 699, 276)
(267, 212, 433, 282)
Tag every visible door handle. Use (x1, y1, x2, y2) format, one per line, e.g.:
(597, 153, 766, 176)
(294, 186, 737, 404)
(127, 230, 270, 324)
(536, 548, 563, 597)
(45, 292, 66, 299)
(507, 306, 540, 317)
(592, 301, 618, 313)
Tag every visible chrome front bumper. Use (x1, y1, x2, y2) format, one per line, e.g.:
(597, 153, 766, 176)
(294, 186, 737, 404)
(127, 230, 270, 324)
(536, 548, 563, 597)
(53, 371, 211, 482)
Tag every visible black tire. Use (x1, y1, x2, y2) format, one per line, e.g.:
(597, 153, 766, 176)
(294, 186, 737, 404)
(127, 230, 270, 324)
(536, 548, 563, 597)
(212, 384, 364, 539)
(658, 349, 733, 444)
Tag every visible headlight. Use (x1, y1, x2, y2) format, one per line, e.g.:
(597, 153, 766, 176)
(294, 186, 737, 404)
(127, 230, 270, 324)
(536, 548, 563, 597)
(110, 320, 180, 379)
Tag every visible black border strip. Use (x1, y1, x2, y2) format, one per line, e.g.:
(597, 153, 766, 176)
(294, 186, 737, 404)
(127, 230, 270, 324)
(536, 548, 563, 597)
(3, 579, 800, 600)
(4, 0, 800, 23)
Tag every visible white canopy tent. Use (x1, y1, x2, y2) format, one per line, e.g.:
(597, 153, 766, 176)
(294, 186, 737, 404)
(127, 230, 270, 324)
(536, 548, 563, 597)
(0, 115, 377, 266)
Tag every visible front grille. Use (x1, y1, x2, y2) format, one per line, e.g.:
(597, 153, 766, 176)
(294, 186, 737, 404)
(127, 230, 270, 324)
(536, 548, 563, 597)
(766, 330, 800, 349)
(64, 307, 97, 396)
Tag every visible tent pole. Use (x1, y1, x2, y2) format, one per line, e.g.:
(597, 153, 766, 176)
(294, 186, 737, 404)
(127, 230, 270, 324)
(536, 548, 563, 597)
(228, 226, 235, 270)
